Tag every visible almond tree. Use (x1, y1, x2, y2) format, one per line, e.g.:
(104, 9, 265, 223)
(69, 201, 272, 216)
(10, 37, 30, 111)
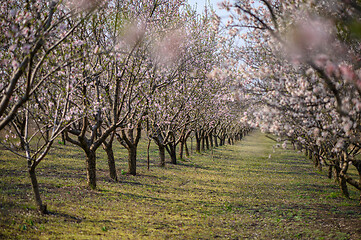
(222, 0, 361, 202)
(1, 47, 78, 214)
(64, 0, 188, 182)
(0, 0, 103, 213)
(0, 0, 101, 131)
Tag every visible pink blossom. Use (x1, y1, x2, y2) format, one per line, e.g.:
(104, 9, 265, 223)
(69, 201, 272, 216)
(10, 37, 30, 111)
(11, 60, 19, 69)
(339, 64, 356, 82)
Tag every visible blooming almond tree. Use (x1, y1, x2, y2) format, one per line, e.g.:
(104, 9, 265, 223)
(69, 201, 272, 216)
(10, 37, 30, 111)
(0, 0, 104, 213)
(64, 0, 189, 182)
(1, 58, 77, 214)
(222, 0, 361, 202)
(0, 0, 102, 131)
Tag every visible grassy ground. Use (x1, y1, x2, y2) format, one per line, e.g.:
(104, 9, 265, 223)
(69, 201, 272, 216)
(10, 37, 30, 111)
(1, 131, 361, 239)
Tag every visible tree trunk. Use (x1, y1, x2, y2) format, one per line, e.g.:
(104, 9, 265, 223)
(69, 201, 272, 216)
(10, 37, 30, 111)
(61, 132, 66, 145)
(196, 137, 201, 153)
(191, 137, 193, 155)
(86, 151, 97, 189)
(19, 119, 26, 150)
(357, 164, 361, 205)
(159, 144, 166, 168)
(201, 137, 205, 152)
(214, 135, 218, 147)
(45, 128, 50, 142)
(127, 146, 137, 176)
(209, 134, 213, 148)
(103, 141, 117, 181)
(315, 157, 322, 172)
(166, 144, 177, 165)
(220, 136, 225, 146)
(205, 136, 209, 150)
(185, 141, 190, 157)
(339, 176, 350, 198)
(328, 165, 333, 179)
(29, 168, 47, 214)
(179, 140, 184, 160)
(333, 164, 349, 198)
(359, 165, 361, 205)
(147, 138, 151, 171)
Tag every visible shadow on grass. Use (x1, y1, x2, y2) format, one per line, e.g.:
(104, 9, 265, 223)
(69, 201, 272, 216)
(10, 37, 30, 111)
(48, 210, 83, 223)
(177, 161, 212, 170)
(120, 192, 170, 203)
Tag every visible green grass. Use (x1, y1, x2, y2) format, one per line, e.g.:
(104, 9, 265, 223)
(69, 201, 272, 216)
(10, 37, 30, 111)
(1, 131, 361, 239)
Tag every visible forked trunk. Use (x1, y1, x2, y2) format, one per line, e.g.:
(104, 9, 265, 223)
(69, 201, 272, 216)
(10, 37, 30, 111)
(166, 144, 177, 165)
(333, 165, 349, 198)
(170, 150, 177, 165)
(29, 168, 47, 214)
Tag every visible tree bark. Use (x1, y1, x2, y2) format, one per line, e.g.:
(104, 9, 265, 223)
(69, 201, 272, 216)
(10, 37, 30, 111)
(61, 132, 66, 145)
(214, 135, 218, 147)
(220, 135, 225, 146)
(185, 141, 190, 157)
(127, 146, 137, 175)
(205, 135, 209, 150)
(358, 164, 361, 205)
(201, 136, 205, 152)
(195, 133, 201, 153)
(334, 163, 350, 198)
(339, 176, 350, 198)
(328, 165, 333, 179)
(86, 151, 97, 189)
(209, 134, 213, 148)
(166, 144, 177, 165)
(29, 168, 47, 214)
(102, 141, 117, 181)
(117, 123, 142, 176)
(147, 138, 151, 171)
(179, 140, 184, 160)
(158, 144, 166, 167)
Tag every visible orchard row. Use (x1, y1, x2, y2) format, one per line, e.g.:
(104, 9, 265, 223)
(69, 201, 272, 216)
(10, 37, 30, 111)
(222, 0, 361, 203)
(0, 0, 248, 214)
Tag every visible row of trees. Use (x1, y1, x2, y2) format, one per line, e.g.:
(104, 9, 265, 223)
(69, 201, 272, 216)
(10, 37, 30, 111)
(222, 0, 361, 203)
(1, 0, 249, 213)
